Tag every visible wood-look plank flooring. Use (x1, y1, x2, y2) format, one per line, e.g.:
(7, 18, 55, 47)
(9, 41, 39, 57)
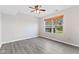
(0, 37, 79, 54)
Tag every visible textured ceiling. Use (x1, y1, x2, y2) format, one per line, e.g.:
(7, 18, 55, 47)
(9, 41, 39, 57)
(0, 5, 74, 18)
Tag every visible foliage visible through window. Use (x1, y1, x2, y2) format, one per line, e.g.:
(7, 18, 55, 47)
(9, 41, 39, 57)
(44, 15, 64, 34)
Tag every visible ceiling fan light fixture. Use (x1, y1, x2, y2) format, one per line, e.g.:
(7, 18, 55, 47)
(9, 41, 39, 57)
(29, 5, 46, 14)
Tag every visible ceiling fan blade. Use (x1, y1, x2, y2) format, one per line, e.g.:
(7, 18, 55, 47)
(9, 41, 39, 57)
(39, 9, 46, 11)
(31, 10, 36, 12)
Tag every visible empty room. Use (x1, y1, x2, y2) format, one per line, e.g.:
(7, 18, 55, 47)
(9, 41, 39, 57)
(0, 5, 79, 54)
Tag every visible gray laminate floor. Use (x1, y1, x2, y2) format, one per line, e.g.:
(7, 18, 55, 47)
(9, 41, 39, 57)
(0, 37, 79, 54)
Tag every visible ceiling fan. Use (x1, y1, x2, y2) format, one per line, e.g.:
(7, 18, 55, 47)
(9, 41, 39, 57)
(29, 5, 46, 13)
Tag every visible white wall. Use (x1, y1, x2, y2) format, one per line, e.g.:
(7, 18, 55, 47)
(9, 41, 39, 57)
(39, 6, 79, 47)
(0, 14, 2, 47)
(2, 13, 39, 44)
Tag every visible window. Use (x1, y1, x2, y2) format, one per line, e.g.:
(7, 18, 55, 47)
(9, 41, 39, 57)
(44, 15, 64, 34)
(44, 19, 52, 33)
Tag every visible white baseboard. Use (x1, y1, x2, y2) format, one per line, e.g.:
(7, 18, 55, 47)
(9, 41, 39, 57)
(40, 36, 79, 47)
(2, 36, 38, 45)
